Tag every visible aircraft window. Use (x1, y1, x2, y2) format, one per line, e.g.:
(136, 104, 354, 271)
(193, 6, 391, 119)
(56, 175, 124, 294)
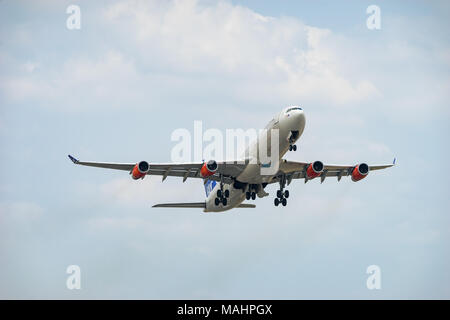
(286, 107, 302, 113)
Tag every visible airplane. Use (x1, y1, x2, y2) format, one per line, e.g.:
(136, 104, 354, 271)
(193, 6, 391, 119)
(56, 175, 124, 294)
(68, 106, 395, 212)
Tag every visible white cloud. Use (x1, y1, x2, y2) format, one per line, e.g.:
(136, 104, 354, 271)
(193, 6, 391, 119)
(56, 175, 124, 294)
(81, 175, 203, 208)
(0, 0, 381, 110)
(102, 0, 378, 105)
(0, 202, 44, 223)
(21, 61, 39, 73)
(0, 51, 147, 109)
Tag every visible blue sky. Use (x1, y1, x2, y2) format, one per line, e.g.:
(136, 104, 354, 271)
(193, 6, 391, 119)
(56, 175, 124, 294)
(0, 0, 449, 299)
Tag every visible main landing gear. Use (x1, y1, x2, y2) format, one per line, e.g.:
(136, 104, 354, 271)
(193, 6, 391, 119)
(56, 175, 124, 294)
(245, 185, 257, 201)
(288, 144, 297, 151)
(214, 174, 230, 206)
(274, 175, 289, 207)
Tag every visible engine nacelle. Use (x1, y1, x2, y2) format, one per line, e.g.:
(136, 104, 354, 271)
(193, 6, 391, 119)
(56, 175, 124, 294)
(132, 161, 150, 180)
(200, 160, 218, 177)
(306, 161, 324, 179)
(351, 163, 369, 182)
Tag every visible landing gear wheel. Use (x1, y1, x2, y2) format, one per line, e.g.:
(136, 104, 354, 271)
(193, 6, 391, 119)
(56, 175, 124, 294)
(224, 189, 230, 198)
(282, 198, 287, 206)
(284, 190, 289, 198)
(274, 198, 280, 206)
(222, 197, 227, 206)
(292, 145, 297, 151)
(245, 192, 251, 200)
(289, 145, 293, 151)
(215, 198, 220, 206)
(277, 190, 283, 198)
(251, 192, 256, 200)
(217, 189, 222, 198)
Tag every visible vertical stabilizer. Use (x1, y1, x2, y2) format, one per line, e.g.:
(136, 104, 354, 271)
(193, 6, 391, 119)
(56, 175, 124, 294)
(204, 179, 216, 198)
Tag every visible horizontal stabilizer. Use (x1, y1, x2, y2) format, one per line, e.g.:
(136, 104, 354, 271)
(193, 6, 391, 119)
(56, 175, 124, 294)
(152, 202, 256, 209)
(152, 202, 206, 208)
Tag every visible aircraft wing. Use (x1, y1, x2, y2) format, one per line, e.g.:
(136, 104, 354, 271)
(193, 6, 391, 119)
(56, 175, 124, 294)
(273, 158, 396, 184)
(67, 155, 247, 183)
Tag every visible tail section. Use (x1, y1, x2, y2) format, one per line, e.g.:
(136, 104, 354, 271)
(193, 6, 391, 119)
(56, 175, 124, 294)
(151, 180, 215, 209)
(151, 180, 257, 210)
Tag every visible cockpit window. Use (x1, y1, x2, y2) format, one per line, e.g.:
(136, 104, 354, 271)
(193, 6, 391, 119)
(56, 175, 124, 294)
(286, 107, 302, 113)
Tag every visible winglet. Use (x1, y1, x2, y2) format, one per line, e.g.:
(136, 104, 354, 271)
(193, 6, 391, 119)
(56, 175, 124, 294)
(68, 154, 79, 164)
(393, 157, 396, 165)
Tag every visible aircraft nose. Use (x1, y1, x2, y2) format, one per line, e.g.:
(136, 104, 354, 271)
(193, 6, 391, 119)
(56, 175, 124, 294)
(293, 109, 304, 119)
(289, 109, 305, 129)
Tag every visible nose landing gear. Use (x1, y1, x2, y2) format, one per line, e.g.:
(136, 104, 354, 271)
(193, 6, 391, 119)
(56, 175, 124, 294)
(288, 130, 299, 152)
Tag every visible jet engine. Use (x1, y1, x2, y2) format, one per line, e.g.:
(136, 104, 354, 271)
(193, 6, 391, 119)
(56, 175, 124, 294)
(200, 160, 218, 178)
(306, 161, 324, 179)
(131, 161, 150, 180)
(351, 163, 369, 182)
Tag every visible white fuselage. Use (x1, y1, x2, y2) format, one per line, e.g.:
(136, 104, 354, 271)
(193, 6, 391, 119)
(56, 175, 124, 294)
(204, 107, 306, 212)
